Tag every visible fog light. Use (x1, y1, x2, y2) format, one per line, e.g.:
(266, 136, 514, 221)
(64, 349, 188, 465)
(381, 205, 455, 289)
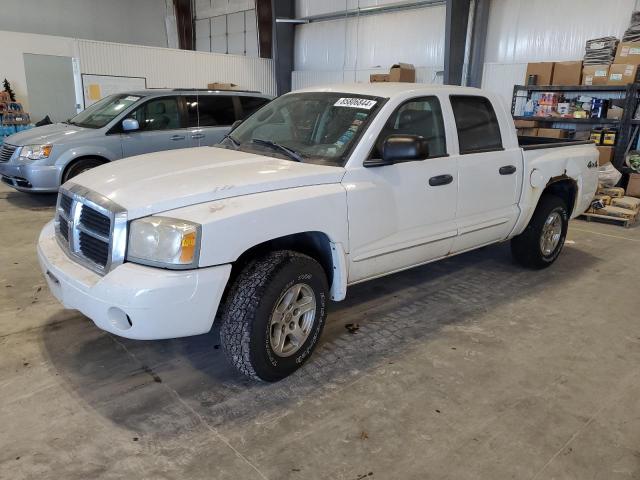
(107, 307, 132, 330)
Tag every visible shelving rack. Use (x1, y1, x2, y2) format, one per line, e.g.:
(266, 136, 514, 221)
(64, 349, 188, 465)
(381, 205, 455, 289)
(511, 83, 640, 169)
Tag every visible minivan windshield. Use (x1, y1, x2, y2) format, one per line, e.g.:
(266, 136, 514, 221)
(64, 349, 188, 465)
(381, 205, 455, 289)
(220, 92, 384, 166)
(68, 94, 142, 129)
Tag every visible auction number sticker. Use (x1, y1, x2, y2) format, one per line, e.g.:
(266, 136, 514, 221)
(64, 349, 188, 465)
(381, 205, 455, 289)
(334, 98, 377, 109)
(125, 96, 141, 102)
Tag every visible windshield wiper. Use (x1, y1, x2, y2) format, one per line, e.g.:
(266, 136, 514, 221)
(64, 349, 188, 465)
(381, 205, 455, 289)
(251, 138, 303, 163)
(222, 134, 240, 148)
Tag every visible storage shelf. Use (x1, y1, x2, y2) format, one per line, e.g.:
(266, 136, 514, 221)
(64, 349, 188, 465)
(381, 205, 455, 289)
(513, 116, 620, 124)
(514, 84, 628, 92)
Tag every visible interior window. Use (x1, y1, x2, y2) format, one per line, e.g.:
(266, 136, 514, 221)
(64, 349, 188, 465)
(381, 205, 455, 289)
(185, 95, 236, 127)
(450, 95, 503, 154)
(130, 97, 180, 131)
(375, 96, 446, 158)
(239, 96, 270, 119)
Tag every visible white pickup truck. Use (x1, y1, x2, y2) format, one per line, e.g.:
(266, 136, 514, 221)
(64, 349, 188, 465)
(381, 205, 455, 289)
(37, 83, 599, 381)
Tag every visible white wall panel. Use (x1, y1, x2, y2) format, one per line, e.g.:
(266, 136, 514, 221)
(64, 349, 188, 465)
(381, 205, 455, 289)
(76, 39, 276, 95)
(294, 5, 446, 71)
(195, 19, 211, 52)
(295, 0, 411, 18)
(292, 66, 443, 90)
(485, 0, 636, 63)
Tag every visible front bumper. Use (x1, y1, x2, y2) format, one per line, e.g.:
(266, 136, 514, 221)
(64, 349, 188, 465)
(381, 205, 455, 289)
(0, 161, 61, 192)
(37, 221, 232, 340)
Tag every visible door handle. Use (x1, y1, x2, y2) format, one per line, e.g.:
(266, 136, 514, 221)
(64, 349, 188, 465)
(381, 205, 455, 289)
(191, 133, 205, 140)
(170, 135, 186, 141)
(428, 174, 454, 186)
(499, 165, 517, 175)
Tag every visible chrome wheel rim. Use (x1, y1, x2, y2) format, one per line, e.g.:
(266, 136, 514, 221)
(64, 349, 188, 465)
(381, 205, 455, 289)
(269, 283, 316, 357)
(540, 211, 563, 256)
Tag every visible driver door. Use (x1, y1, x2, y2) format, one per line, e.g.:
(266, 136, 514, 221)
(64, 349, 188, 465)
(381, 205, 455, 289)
(120, 96, 188, 157)
(343, 96, 459, 283)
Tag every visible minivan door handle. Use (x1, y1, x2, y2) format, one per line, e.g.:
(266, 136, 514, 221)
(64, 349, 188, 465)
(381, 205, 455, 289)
(191, 133, 205, 140)
(429, 174, 454, 186)
(170, 135, 186, 141)
(499, 165, 517, 175)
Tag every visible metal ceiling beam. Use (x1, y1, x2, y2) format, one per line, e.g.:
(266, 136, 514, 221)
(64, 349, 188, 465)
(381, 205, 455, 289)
(444, 0, 470, 85)
(288, 0, 445, 23)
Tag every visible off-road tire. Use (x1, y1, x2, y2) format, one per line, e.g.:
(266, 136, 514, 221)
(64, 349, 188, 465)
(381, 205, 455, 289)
(219, 250, 329, 382)
(62, 158, 105, 183)
(511, 194, 569, 269)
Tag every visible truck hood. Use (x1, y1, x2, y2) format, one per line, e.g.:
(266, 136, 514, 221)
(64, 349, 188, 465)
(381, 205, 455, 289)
(7, 123, 94, 146)
(70, 146, 345, 219)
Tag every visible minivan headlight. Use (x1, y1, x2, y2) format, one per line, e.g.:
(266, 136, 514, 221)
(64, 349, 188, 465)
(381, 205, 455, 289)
(19, 144, 53, 160)
(127, 217, 201, 268)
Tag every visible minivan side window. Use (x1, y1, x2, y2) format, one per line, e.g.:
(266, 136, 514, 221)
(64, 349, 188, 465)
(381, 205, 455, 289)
(374, 96, 447, 158)
(185, 95, 236, 127)
(130, 97, 180, 131)
(450, 95, 503, 154)
(239, 96, 270, 119)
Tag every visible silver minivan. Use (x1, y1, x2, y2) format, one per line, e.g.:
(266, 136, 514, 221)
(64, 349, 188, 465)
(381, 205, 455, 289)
(0, 89, 272, 192)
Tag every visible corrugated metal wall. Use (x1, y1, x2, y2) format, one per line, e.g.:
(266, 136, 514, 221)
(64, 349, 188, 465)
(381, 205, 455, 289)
(77, 39, 276, 95)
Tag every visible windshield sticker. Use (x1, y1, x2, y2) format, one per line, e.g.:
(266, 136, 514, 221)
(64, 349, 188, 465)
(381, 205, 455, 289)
(334, 98, 377, 109)
(124, 96, 141, 102)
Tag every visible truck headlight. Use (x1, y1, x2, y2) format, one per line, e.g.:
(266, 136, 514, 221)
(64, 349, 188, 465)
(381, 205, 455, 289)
(19, 144, 53, 160)
(127, 217, 201, 268)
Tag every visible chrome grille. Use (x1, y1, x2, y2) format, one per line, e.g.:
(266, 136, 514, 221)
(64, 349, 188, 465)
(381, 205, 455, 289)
(54, 185, 127, 275)
(0, 144, 17, 162)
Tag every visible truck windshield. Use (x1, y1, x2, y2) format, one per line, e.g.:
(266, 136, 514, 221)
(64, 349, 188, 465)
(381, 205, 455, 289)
(221, 92, 384, 166)
(68, 94, 142, 129)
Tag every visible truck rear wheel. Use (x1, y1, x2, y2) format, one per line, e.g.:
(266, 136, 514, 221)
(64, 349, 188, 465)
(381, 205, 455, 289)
(511, 194, 568, 269)
(219, 250, 328, 382)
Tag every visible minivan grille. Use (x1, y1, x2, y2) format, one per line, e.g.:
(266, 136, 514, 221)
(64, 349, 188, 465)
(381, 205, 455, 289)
(54, 188, 126, 274)
(0, 144, 17, 162)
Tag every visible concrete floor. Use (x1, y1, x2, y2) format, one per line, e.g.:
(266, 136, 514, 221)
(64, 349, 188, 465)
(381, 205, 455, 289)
(1, 180, 640, 480)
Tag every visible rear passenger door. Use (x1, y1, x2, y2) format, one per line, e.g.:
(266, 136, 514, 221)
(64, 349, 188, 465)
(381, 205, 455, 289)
(184, 95, 238, 146)
(449, 95, 523, 253)
(120, 96, 187, 157)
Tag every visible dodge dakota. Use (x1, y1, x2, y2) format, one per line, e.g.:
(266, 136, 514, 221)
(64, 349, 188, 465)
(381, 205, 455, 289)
(37, 83, 599, 381)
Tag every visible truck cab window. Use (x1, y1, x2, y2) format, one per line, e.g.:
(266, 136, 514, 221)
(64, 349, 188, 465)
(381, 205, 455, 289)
(130, 97, 180, 131)
(375, 97, 446, 158)
(450, 95, 503, 154)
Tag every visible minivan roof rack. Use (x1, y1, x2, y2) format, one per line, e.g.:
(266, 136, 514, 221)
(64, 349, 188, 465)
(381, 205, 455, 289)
(171, 88, 262, 94)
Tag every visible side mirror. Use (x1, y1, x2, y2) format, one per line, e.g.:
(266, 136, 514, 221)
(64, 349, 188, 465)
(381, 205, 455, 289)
(122, 118, 140, 132)
(365, 134, 429, 167)
(230, 119, 243, 131)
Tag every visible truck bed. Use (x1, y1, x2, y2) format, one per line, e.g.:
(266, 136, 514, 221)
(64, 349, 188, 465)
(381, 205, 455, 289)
(518, 135, 594, 151)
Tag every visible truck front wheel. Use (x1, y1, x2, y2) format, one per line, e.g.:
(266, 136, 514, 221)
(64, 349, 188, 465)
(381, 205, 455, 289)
(219, 250, 329, 382)
(511, 194, 569, 269)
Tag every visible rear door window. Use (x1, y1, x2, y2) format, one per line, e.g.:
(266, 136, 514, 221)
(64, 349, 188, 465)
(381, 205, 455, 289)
(239, 96, 270, 119)
(450, 95, 503, 154)
(185, 95, 236, 127)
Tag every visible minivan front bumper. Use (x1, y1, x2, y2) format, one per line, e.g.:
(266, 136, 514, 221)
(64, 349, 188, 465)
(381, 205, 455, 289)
(0, 161, 61, 192)
(37, 220, 232, 340)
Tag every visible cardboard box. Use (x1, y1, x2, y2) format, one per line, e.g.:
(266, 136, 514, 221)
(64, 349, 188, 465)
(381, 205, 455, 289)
(369, 73, 390, 82)
(389, 63, 415, 82)
(582, 65, 610, 85)
(520, 128, 539, 136)
(525, 62, 554, 85)
(607, 106, 624, 119)
(574, 130, 592, 140)
(614, 41, 640, 65)
(626, 173, 640, 198)
(514, 119, 540, 128)
(611, 196, 640, 211)
(607, 63, 638, 85)
(552, 61, 582, 85)
(537, 128, 568, 138)
(597, 146, 614, 166)
(207, 82, 240, 90)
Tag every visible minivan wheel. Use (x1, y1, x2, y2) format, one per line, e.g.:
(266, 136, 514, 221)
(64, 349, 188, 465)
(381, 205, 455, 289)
(62, 158, 105, 183)
(511, 194, 569, 269)
(219, 250, 328, 382)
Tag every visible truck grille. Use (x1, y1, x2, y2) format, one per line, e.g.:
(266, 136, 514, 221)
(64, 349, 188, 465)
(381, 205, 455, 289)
(54, 186, 127, 274)
(0, 144, 17, 162)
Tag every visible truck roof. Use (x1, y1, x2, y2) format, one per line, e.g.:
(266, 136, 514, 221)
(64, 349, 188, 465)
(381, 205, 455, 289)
(293, 82, 485, 98)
